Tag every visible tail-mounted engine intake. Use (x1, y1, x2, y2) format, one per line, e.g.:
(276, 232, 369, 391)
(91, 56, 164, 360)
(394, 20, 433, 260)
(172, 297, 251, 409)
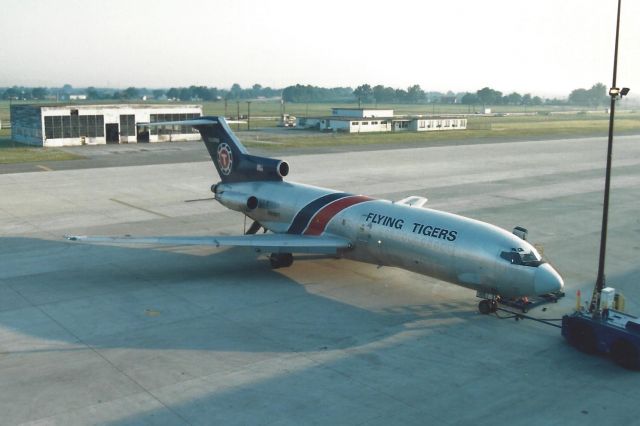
(214, 188, 258, 212)
(239, 155, 289, 179)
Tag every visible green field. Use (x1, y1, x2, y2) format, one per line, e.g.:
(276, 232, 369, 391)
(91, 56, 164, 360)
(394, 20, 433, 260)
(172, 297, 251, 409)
(1, 100, 639, 164)
(0, 128, 83, 164)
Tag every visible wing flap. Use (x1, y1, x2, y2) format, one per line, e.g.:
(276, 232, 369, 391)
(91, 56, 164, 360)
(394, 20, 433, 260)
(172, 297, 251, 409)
(66, 233, 352, 254)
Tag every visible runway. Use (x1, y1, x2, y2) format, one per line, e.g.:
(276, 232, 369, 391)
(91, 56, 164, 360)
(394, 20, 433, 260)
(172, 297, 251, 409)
(1, 135, 639, 425)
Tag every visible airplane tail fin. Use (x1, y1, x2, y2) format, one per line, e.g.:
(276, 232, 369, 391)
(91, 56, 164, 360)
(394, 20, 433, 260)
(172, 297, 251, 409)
(146, 116, 289, 183)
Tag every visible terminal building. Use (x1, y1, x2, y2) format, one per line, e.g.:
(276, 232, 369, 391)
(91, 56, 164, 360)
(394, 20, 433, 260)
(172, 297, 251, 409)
(297, 107, 467, 134)
(10, 104, 203, 147)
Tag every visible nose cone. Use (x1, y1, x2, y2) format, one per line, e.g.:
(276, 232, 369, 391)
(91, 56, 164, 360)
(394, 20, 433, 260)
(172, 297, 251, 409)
(534, 263, 564, 294)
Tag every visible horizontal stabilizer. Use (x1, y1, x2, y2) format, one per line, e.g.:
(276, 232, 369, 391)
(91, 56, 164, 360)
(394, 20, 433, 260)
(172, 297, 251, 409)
(66, 233, 352, 254)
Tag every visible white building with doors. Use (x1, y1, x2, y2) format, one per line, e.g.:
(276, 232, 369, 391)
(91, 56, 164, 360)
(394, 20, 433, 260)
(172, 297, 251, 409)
(10, 104, 203, 147)
(298, 108, 394, 133)
(298, 108, 466, 134)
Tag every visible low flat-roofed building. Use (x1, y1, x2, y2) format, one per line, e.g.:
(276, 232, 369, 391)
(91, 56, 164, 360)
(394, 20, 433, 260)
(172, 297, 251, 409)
(10, 103, 203, 147)
(299, 116, 393, 133)
(331, 108, 394, 119)
(299, 108, 467, 134)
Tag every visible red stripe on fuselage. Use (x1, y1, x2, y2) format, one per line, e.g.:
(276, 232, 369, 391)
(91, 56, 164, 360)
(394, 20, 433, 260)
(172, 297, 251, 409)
(304, 195, 373, 236)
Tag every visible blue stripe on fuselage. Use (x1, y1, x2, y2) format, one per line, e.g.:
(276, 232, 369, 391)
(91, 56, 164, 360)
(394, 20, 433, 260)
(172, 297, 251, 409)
(287, 192, 350, 234)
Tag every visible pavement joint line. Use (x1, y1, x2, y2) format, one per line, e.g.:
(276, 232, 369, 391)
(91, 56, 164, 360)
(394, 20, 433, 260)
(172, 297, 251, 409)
(36, 164, 54, 172)
(109, 198, 171, 218)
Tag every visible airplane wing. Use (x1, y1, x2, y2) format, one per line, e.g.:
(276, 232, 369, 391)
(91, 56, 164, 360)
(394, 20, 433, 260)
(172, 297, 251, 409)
(66, 233, 352, 254)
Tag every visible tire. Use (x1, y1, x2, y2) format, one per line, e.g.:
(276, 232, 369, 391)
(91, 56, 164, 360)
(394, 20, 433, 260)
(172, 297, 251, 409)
(269, 253, 293, 269)
(567, 322, 598, 354)
(280, 253, 293, 268)
(610, 339, 640, 370)
(269, 253, 281, 269)
(479, 300, 491, 315)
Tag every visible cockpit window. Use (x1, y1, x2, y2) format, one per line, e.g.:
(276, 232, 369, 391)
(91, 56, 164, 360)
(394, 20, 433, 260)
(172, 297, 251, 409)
(500, 248, 544, 267)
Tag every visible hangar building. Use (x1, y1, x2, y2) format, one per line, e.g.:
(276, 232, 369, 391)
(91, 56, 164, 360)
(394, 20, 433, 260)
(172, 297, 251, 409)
(10, 104, 203, 147)
(297, 108, 466, 133)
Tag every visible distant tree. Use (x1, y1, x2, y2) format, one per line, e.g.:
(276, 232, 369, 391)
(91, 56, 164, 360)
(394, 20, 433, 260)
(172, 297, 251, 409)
(587, 83, 607, 107)
(86, 87, 101, 100)
(394, 88, 408, 103)
(406, 84, 425, 103)
(373, 85, 395, 103)
(251, 83, 263, 98)
(152, 89, 165, 99)
(568, 88, 590, 105)
(522, 93, 532, 105)
(166, 88, 180, 100)
(569, 83, 607, 107)
(353, 84, 374, 104)
(31, 87, 48, 100)
(178, 87, 192, 101)
(532, 96, 543, 105)
(476, 87, 502, 107)
(282, 84, 353, 103)
(461, 92, 479, 105)
(229, 83, 242, 99)
(504, 92, 522, 105)
(123, 87, 140, 99)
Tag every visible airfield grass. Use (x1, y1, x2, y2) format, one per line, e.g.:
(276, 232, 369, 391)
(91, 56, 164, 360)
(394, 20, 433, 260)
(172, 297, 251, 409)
(1, 100, 639, 163)
(0, 129, 83, 164)
(240, 112, 640, 150)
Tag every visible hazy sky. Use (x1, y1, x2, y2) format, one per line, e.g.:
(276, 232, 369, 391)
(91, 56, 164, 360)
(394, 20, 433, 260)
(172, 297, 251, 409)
(1, 0, 638, 98)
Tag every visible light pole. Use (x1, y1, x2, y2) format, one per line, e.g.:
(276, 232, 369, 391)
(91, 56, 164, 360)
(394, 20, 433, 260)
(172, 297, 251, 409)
(236, 101, 240, 131)
(590, 0, 631, 314)
(246, 101, 252, 130)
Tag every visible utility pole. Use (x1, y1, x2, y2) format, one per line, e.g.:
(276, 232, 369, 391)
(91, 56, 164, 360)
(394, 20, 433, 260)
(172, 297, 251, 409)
(247, 101, 251, 131)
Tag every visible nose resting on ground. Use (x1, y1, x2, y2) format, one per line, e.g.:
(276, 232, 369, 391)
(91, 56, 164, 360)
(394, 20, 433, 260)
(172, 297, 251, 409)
(534, 263, 564, 294)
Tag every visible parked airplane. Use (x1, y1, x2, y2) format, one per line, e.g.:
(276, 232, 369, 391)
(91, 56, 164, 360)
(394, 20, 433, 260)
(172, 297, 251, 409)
(68, 117, 564, 313)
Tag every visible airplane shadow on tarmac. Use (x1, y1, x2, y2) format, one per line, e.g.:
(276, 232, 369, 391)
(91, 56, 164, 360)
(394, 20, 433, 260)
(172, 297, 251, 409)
(1, 237, 429, 352)
(2, 237, 625, 425)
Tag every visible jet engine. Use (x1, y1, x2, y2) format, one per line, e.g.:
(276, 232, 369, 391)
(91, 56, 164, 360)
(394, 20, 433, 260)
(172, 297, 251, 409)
(238, 155, 289, 179)
(214, 189, 258, 212)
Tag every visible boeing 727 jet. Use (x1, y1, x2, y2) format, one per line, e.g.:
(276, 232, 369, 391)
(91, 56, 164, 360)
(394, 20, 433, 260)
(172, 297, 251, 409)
(68, 117, 564, 313)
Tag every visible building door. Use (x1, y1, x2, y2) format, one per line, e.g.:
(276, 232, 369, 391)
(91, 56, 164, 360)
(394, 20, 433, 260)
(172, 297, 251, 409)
(105, 123, 119, 144)
(136, 125, 150, 143)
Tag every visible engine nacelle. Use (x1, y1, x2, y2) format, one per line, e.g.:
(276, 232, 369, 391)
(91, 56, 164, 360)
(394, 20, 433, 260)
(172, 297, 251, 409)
(239, 155, 289, 179)
(215, 190, 258, 212)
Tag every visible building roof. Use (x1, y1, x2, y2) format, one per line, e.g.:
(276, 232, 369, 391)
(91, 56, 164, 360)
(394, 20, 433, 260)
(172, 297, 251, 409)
(305, 115, 394, 121)
(14, 103, 202, 110)
(331, 107, 393, 111)
(305, 115, 466, 122)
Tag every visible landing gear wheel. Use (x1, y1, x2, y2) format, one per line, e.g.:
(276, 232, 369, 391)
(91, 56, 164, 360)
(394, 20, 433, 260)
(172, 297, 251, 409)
(269, 253, 293, 269)
(478, 299, 498, 315)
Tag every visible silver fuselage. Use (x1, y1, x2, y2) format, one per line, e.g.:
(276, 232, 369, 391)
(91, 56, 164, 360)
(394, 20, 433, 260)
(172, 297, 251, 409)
(216, 181, 563, 298)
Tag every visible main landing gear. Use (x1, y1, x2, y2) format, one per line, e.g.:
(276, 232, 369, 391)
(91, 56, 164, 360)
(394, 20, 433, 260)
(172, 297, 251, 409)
(270, 253, 293, 269)
(478, 299, 498, 315)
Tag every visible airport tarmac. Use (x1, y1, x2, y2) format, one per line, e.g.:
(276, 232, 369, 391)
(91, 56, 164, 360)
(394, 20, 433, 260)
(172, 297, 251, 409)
(1, 135, 639, 425)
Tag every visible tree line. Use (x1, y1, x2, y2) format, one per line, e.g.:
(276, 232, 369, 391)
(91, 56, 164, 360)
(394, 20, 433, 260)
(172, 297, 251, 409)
(0, 83, 281, 102)
(1, 82, 611, 108)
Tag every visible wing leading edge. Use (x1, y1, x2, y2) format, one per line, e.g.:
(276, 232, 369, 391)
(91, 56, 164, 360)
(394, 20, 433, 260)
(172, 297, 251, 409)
(66, 233, 352, 255)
